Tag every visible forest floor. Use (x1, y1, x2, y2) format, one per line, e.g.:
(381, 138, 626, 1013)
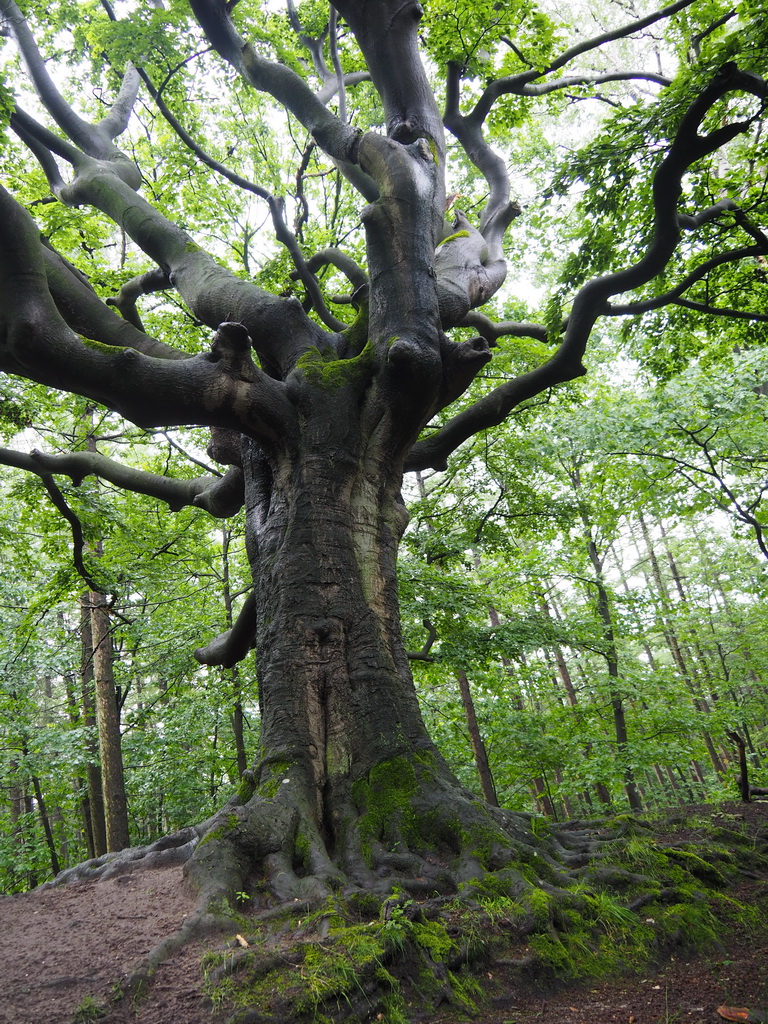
(0, 801, 766, 1024)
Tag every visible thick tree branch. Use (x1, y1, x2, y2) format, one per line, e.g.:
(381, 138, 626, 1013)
(1, 0, 141, 187)
(105, 268, 172, 333)
(43, 250, 185, 360)
(561, 64, 766, 357)
(18, 119, 327, 376)
(2, 0, 351, 378)
(407, 64, 767, 471)
(405, 351, 581, 472)
(434, 210, 518, 326)
(301, 249, 369, 294)
(333, 0, 445, 167)
(317, 71, 371, 106)
(0, 447, 245, 518)
(286, 0, 330, 80)
(9, 115, 65, 192)
(128, 57, 347, 338)
(444, 62, 518, 254)
(605, 244, 768, 316)
(189, 0, 359, 164)
(470, 0, 696, 123)
(460, 311, 549, 346)
(97, 64, 142, 139)
(0, 191, 297, 437)
(328, 7, 346, 125)
(283, 0, 371, 105)
(194, 591, 257, 667)
(192, 0, 379, 201)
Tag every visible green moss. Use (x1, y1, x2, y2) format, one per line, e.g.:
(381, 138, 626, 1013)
(412, 919, 456, 960)
(351, 756, 419, 863)
(436, 229, 470, 247)
(459, 819, 506, 868)
(199, 804, 768, 1021)
(296, 925, 387, 1012)
(664, 847, 728, 885)
(666, 898, 718, 941)
(581, 891, 637, 937)
(341, 307, 369, 355)
(524, 886, 553, 926)
(464, 872, 515, 903)
(379, 990, 410, 1024)
(196, 814, 240, 848)
(447, 967, 482, 1013)
(236, 774, 256, 804)
(621, 836, 667, 872)
(81, 336, 122, 354)
(293, 829, 312, 872)
(347, 890, 383, 920)
(295, 340, 374, 391)
(528, 933, 573, 972)
(258, 760, 293, 799)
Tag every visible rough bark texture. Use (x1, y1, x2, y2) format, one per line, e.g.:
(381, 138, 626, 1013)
(89, 592, 130, 853)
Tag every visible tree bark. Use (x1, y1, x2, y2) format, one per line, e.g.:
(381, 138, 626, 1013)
(243, 426, 439, 851)
(636, 516, 727, 777)
(80, 594, 107, 857)
(89, 591, 130, 852)
(455, 671, 498, 807)
(221, 526, 248, 778)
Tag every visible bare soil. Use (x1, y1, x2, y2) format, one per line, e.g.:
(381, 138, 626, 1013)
(1, 802, 766, 1024)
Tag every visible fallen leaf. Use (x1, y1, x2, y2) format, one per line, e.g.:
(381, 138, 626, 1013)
(718, 1008, 750, 1022)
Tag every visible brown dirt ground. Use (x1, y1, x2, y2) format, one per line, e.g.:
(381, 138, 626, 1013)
(1, 802, 766, 1024)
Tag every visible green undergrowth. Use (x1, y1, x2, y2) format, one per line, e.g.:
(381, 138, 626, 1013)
(200, 810, 768, 1024)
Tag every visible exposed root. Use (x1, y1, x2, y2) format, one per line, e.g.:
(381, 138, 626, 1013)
(44, 764, 768, 1023)
(44, 825, 203, 886)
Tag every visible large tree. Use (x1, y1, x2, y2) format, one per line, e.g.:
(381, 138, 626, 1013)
(0, 0, 766, 952)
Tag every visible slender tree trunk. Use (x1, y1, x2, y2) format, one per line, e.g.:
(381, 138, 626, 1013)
(455, 671, 498, 806)
(727, 731, 751, 802)
(29, 772, 61, 876)
(9, 774, 37, 889)
(90, 591, 130, 852)
(221, 526, 248, 777)
(584, 536, 642, 812)
(485, 601, 550, 807)
(636, 517, 726, 777)
(80, 596, 107, 856)
(64, 668, 96, 860)
(539, 596, 612, 807)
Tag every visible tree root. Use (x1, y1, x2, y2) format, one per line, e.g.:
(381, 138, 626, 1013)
(48, 768, 768, 1024)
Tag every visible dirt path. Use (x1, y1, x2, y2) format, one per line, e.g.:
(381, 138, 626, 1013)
(1, 804, 766, 1024)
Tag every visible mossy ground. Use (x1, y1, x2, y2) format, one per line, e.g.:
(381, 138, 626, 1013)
(199, 806, 768, 1024)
